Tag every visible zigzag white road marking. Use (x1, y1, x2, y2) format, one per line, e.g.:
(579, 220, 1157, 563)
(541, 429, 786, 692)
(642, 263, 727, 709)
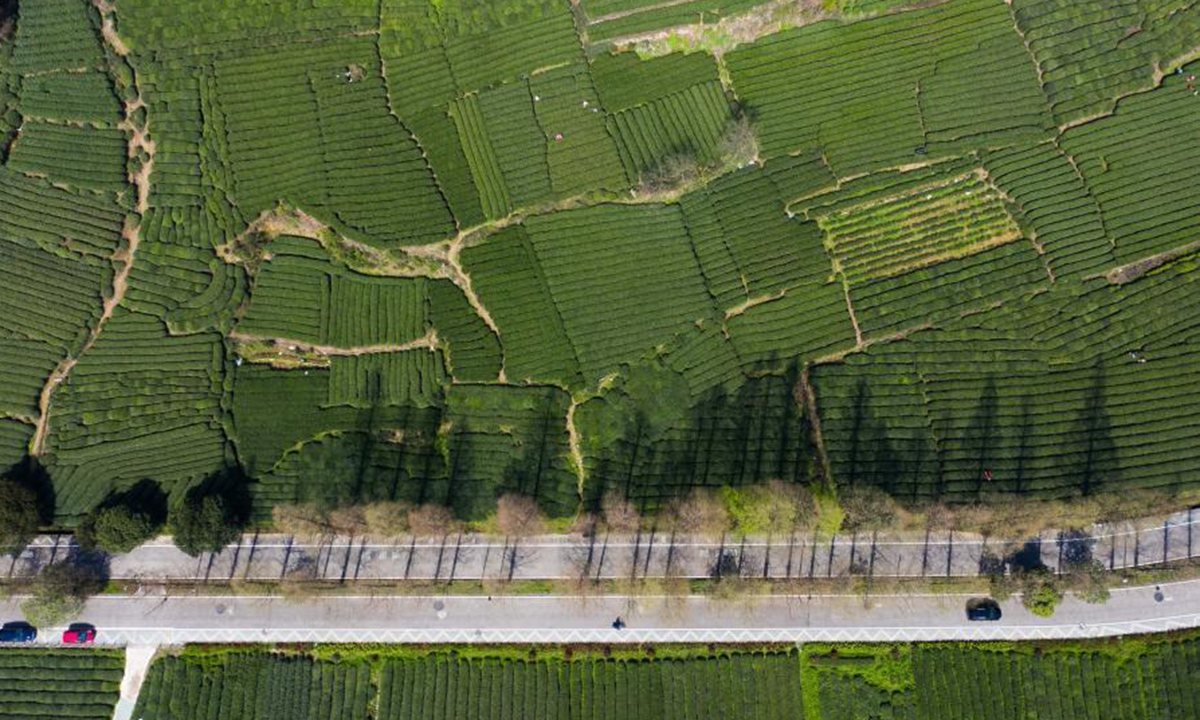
(25, 613, 1200, 646)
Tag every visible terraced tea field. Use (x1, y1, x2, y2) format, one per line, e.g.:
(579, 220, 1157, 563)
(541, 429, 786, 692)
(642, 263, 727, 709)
(2, 0, 1199, 524)
(130, 635, 1200, 720)
(0, 648, 124, 719)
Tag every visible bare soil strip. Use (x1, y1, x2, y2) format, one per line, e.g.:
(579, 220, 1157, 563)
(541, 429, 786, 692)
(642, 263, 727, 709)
(1104, 239, 1200, 285)
(724, 288, 787, 320)
(565, 399, 586, 495)
(229, 330, 439, 359)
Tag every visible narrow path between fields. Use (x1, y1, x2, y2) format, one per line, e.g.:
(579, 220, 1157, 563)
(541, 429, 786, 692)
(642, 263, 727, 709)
(112, 645, 158, 720)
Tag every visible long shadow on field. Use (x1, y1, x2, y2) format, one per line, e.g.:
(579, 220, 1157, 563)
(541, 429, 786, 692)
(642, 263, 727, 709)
(845, 379, 903, 495)
(1073, 360, 1117, 497)
(969, 376, 999, 498)
(3, 456, 56, 526)
(585, 359, 814, 512)
(507, 390, 562, 501)
(1012, 394, 1034, 495)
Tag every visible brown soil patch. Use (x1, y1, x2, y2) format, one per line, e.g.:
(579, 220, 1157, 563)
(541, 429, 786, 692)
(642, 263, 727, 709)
(230, 329, 439, 361)
(723, 288, 786, 320)
(1105, 240, 1200, 285)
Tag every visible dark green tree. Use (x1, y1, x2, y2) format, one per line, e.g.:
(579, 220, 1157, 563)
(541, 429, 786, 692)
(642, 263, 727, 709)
(78, 505, 158, 554)
(171, 494, 239, 556)
(21, 556, 108, 627)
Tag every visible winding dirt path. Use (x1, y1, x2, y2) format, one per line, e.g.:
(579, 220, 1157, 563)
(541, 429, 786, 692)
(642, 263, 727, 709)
(565, 399, 586, 494)
(31, 214, 141, 456)
(31, 3, 148, 457)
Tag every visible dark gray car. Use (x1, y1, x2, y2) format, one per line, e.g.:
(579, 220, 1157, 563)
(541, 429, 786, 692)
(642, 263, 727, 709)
(966, 599, 1002, 621)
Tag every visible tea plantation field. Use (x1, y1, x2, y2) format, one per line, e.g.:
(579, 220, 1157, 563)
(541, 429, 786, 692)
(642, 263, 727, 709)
(0, 648, 125, 719)
(131, 635, 1200, 720)
(2, 0, 1200, 524)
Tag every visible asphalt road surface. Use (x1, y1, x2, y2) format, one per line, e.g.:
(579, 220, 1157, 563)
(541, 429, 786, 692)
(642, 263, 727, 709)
(2, 578, 1197, 646)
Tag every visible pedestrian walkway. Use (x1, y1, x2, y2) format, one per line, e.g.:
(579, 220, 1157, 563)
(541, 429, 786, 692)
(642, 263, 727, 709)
(112, 645, 158, 720)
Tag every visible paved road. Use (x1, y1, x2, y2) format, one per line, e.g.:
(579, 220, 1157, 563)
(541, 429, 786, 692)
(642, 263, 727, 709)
(5, 509, 1196, 584)
(3, 579, 1198, 646)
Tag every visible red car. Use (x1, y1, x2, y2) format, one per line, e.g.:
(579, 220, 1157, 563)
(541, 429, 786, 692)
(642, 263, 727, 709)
(62, 624, 96, 644)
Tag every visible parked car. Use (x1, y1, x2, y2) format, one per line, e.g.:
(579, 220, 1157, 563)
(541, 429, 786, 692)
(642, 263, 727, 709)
(62, 624, 97, 644)
(0, 622, 37, 643)
(966, 598, 1002, 621)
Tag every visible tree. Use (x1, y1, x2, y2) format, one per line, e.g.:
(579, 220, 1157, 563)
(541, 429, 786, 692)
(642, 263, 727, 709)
(721, 482, 817, 537)
(272, 503, 330, 538)
(717, 115, 759, 167)
(78, 505, 158, 554)
(362, 501, 412, 537)
(722, 486, 774, 536)
(495, 493, 545, 537)
(767, 479, 816, 534)
(21, 558, 106, 627)
(407, 504, 456, 537)
(171, 494, 239, 557)
(328, 506, 367, 535)
(840, 485, 899, 532)
(1020, 570, 1063, 617)
(1066, 560, 1110, 605)
(0, 477, 39, 555)
(601, 489, 640, 533)
(639, 153, 700, 194)
(666, 489, 730, 535)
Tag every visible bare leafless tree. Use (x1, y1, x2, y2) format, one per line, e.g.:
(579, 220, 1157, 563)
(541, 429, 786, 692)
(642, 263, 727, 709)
(406, 504, 456, 537)
(362, 501, 413, 537)
(666, 488, 730, 536)
(601, 489, 640, 533)
(272, 503, 330, 538)
(495, 494, 545, 538)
